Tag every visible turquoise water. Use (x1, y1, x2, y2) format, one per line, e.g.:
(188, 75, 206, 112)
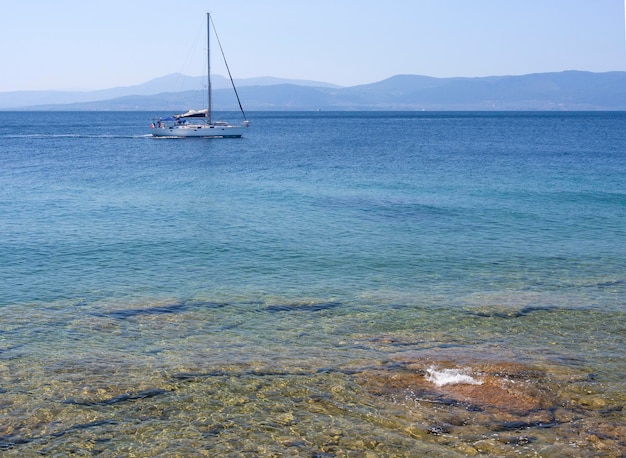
(0, 111, 624, 456)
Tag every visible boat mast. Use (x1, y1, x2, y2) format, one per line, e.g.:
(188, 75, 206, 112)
(206, 12, 212, 125)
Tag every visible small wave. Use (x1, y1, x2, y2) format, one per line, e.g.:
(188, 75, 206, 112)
(425, 366, 482, 387)
(0, 134, 148, 139)
(0, 134, 83, 139)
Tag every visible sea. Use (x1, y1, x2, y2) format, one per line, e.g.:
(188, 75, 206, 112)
(0, 111, 624, 456)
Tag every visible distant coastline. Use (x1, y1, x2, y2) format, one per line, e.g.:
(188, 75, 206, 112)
(2, 70, 626, 111)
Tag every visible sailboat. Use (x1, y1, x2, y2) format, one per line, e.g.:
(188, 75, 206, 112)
(151, 13, 249, 138)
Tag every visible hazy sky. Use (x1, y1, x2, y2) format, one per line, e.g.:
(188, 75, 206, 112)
(1, 0, 625, 91)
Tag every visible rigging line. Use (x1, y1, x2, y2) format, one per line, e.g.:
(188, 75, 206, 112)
(210, 15, 248, 122)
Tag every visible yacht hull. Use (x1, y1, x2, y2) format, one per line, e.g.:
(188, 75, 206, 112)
(152, 124, 245, 138)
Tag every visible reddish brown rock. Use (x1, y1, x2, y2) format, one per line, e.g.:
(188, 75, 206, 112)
(356, 359, 557, 426)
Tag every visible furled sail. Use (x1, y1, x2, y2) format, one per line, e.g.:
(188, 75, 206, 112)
(174, 109, 208, 119)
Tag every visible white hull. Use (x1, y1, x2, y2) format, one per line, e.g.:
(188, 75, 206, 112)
(152, 123, 245, 138)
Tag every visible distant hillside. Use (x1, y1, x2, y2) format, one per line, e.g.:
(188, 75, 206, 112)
(0, 74, 340, 110)
(330, 71, 626, 110)
(3, 71, 626, 111)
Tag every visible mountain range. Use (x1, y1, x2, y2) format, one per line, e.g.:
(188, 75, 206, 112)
(2, 71, 625, 111)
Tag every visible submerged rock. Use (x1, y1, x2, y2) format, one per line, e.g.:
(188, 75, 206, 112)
(357, 359, 558, 428)
(354, 356, 626, 454)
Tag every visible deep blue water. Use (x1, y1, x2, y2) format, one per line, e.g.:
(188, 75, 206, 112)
(0, 111, 624, 455)
(1, 111, 624, 307)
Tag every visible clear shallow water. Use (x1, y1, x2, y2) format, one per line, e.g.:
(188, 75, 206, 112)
(0, 111, 624, 456)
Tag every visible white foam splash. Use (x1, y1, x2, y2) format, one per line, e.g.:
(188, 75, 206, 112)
(425, 366, 483, 387)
